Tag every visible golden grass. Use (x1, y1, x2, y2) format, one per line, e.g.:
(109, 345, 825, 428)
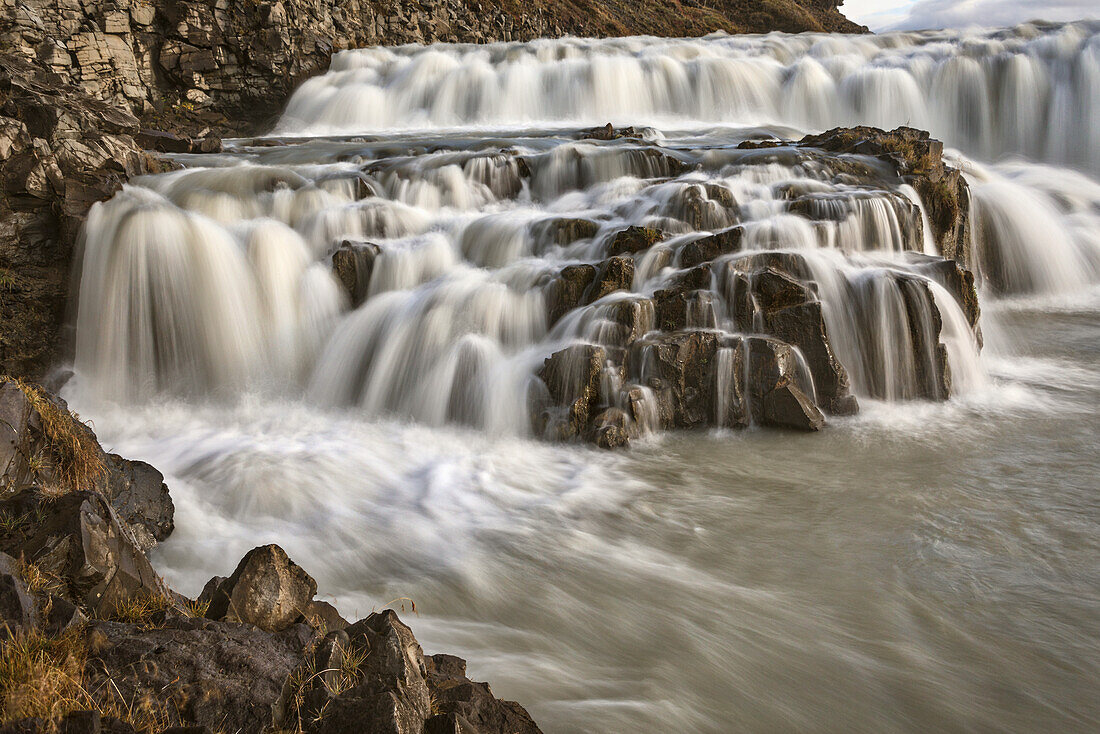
(102, 592, 171, 629)
(1, 376, 106, 493)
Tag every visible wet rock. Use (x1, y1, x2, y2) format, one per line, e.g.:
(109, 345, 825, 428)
(898, 277, 951, 400)
(798, 126, 972, 267)
(912, 255, 982, 333)
(765, 302, 857, 415)
(0, 489, 169, 618)
(580, 123, 642, 141)
(627, 331, 720, 429)
(762, 382, 826, 431)
(202, 544, 318, 633)
(591, 408, 631, 449)
(587, 255, 635, 302)
(679, 226, 743, 268)
(535, 345, 608, 440)
(606, 225, 666, 256)
(539, 217, 601, 247)
(546, 264, 597, 324)
(332, 240, 383, 307)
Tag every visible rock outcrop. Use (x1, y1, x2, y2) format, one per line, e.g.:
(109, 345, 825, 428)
(0, 381, 541, 733)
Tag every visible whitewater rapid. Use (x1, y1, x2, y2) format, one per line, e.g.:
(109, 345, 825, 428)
(65, 19, 1100, 734)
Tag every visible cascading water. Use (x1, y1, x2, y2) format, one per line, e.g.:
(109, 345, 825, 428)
(64, 20, 1100, 734)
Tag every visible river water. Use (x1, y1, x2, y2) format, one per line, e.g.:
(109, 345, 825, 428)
(66, 22, 1100, 733)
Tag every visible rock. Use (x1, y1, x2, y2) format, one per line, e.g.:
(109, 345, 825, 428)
(202, 544, 318, 633)
(545, 264, 597, 324)
(0, 551, 37, 635)
(762, 382, 826, 431)
(135, 129, 193, 153)
(591, 408, 631, 449)
(679, 226, 743, 268)
(798, 126, 972, 267)
(606, 225, 665, 256)
(580, 123, 642, 141)
(101, 455, 174, 551)
(537, 217, 601, 247)
(766, 302, 858, 415)
(332, 240, 383, 307)
(0, 489, 169, 618)
(87, 615, 308, 733)
(425, 653, 542, 734)
(535, 345, 607, 440)
(0, 379, 174, 551)
(626, 330, 720, 429)
(587, 255, 635, 302)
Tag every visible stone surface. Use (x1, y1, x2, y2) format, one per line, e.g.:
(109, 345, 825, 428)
(202, 544, 318, 632)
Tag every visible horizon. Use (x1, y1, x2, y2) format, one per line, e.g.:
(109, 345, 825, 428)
(844, 0, 1100, 31)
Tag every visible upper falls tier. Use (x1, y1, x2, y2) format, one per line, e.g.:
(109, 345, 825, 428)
(276, 22, 1100, 173)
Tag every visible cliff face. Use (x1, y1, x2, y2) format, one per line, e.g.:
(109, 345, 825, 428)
(1, 0, 864, 134)
(0, 0, 862, 380)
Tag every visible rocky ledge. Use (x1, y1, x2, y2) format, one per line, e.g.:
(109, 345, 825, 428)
(0, 377, 541, 733)
(326, 125, 982, 448)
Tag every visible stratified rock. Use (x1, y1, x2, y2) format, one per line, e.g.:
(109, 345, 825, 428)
(202, 544, 318, 633)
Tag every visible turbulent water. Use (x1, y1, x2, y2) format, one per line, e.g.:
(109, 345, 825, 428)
(67, 22, 1100, 733)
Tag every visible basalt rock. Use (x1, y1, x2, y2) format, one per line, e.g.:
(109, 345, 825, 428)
(798, 126, 974, 268)
(332, 240, 383, 308)
(535, 345, 608, 440)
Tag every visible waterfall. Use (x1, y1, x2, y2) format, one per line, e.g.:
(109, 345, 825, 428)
(276, 22, 1100, 174)
(71, 21, 1100, 439)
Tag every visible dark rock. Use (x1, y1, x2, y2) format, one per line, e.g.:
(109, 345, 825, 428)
(0, 489, 169, 618)
(0, 380, 174, 552)
(762, 382, 826, 431)
(535, 345, 607, 440)
(203, 544, 318, 632)
(332, 240, 383, 308)
(606, 226, 665, 256)
(626, 331, 720, 429)
(580, 123, 642, 141)
(101, 455, 174, 551)
(546, 264, 597, 325)
(591, 408, 631, 449)
(42, 593, 87, 635)
(425, 653, 543, 734)
(679, 226, 743, 268)
(586, 255, 635, 302)
(135, 129, 193, 154)
(538, 217, 601, 247)
(87, 616, 307, 733)
(0, 550, 37, 635)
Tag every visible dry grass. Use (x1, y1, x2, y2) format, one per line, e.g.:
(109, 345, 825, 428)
(0, 626, 175, 729)
(1, 376, 106, 493)
(102, 592, 171, 629)
(18, 557, 61, 596)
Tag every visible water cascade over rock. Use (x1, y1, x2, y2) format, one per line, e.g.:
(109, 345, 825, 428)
(71, 23, 1100, 449)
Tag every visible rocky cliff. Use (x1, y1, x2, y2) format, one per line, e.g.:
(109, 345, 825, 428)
(0, 0, 863, 381)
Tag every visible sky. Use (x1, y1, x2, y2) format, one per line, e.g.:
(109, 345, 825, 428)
(842, 0, 1100, 32)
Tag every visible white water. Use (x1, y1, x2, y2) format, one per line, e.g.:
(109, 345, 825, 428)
(67, 20, 1100, 734)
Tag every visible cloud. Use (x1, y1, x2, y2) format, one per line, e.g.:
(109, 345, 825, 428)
(842, 0, 913, 31)
(882, 0, 1099, 31)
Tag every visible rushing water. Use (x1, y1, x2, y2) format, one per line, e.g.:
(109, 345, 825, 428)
(67, 22, 1100, 733)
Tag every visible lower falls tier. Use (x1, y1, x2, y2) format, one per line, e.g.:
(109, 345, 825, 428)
(70, 125, 1100, 445)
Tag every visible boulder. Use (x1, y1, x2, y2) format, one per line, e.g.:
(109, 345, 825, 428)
(586, 255, 635, 302)
(424, 653, 542, 734)
(202, 544, 318, 633)
(545, 264, 596, 324)
(0, 489, 169, 618)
